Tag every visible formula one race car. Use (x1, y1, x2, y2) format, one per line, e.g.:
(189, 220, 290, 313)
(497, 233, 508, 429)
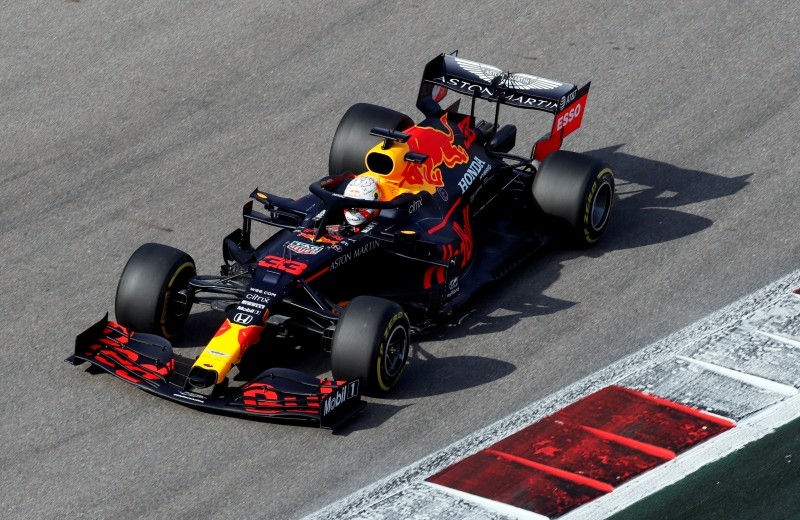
(68, 52, 614, 428)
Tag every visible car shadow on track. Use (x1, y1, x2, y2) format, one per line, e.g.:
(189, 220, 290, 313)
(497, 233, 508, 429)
(585, 144, 751, 251)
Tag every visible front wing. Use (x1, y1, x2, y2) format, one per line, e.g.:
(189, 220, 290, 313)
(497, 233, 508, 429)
(67, 316, 364, 429)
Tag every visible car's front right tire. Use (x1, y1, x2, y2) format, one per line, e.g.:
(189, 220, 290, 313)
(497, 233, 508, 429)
(330, 296, 410, 396)
(115, 243, 195, 338)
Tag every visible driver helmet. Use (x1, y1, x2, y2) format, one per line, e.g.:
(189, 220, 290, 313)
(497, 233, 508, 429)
(343, 176, 380, 226)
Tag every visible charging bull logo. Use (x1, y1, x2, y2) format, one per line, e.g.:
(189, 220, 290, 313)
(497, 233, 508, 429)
(423, 205, 474, 290)
(399, 114, 469, 193)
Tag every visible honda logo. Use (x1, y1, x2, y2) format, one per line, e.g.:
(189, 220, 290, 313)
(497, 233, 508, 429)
(233, 313, 254, 325)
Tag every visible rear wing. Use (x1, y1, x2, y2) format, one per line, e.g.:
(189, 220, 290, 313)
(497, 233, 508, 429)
(418, 53, 591, 161)
(418, 53, 582, 114)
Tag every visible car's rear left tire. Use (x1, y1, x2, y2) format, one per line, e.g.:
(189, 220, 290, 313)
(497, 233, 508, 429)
(329, 103, 414, 177)
(115, 243, 196, 338)
(330, 296, 410, 396)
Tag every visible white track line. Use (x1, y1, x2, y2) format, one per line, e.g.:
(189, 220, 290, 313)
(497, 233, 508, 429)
(676, 355, 799, 396)
(749, 328, 800, 349)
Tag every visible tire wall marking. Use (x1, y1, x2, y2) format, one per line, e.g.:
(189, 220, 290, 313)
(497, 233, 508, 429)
(377, 312, 407, 391)
(583, 168, 613, 244)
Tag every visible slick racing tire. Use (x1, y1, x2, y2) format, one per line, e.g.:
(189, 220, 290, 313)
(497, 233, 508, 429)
(115, 243, 196, 338)
(329, 103, 414, 177)
(532, 150, 615, 245)
(330, 296, 410, 396)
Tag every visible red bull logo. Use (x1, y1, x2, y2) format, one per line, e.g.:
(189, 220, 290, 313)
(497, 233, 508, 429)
(361, 113, 471, 198)
(423, 205, 474, 289)
(401, 114, 469, 189)
(398, 114, 470, 193)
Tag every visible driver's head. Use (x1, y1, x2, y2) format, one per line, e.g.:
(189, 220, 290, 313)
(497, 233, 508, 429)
(343, 176, 380, 226)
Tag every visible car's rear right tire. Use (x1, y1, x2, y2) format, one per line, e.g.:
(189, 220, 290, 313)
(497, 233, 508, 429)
(532, 150, 615, 245)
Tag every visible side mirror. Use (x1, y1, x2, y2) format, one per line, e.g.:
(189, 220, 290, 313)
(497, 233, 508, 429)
(487, 124, 517, 154)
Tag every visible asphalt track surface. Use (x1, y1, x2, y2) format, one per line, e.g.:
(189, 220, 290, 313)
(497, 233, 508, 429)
(1, 2, 798, 519)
